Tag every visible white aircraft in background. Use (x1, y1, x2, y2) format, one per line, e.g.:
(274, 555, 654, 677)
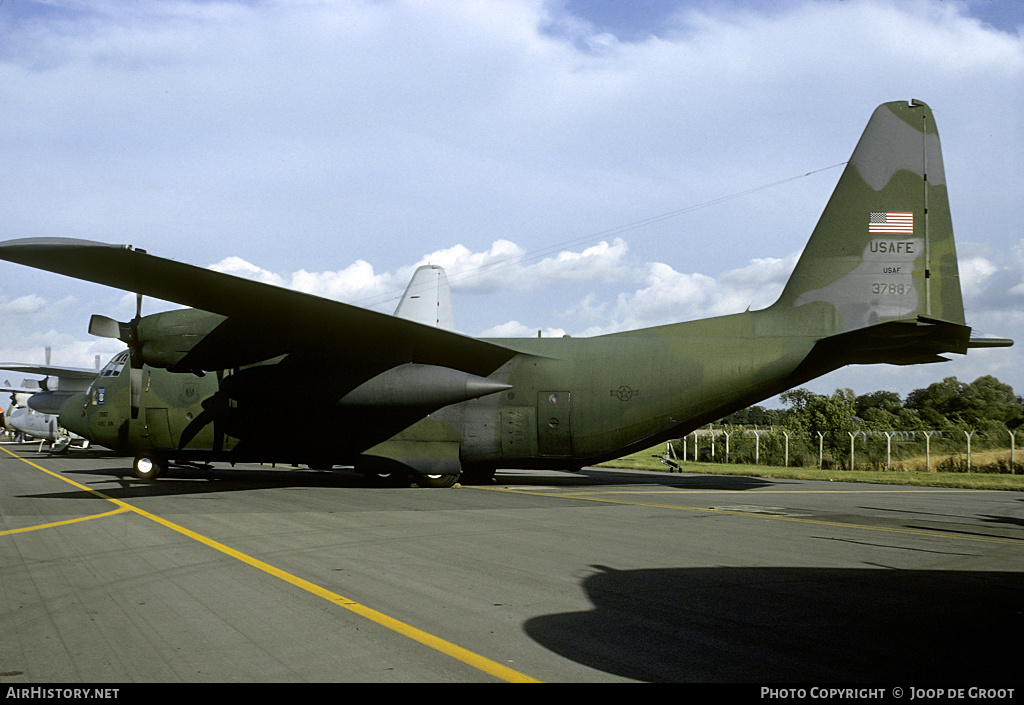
(1, 347, 100, 451)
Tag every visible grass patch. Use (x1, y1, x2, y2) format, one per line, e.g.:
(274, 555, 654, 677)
(599, 446, 1024, 491)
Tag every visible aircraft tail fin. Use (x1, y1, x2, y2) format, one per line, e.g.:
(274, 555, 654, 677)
(773, 100, 965, 334)
(394, 265, 454, 330)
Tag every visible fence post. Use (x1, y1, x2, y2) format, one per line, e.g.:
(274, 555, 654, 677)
(965, 430, 975, 473)
(924, 431, 941, 472)
(724, 430, 736, 464)
(749, 429, 767, 466)
(884, 431, 896, 471)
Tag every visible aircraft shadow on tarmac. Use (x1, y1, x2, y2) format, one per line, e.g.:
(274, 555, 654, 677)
(55, 462, 375, 499)
(18, 447, 778, 500)
(513, 467, 778, 492)
(523, 565, 1022, 683)
(979, 505, 1024, 530)
(47, 466, 773, 500)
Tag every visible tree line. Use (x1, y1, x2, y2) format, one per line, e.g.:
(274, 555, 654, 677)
(676, 375, 1023, 473)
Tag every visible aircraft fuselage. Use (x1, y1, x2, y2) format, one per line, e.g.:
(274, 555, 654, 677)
(59, 303, 836, 475)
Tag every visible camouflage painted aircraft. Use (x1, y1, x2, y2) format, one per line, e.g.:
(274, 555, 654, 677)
(0, 100, 1011, 485)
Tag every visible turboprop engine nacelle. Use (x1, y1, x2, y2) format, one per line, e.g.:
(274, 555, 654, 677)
(90, 308, 226, 370)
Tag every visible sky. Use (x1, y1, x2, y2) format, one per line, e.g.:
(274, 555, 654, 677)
(1, 0, 1023, 409)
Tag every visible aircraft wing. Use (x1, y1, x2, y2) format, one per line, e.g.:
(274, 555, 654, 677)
(0, 363, 99, 380)
(0, 238, 517, 377)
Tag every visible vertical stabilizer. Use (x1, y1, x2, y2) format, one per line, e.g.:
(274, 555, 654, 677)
(773, 100, 964, 333)
(394, 265, 455, 330)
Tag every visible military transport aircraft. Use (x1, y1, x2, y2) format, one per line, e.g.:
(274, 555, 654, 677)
(0, 100, 1012, 486)
(0, 350, 98, 450)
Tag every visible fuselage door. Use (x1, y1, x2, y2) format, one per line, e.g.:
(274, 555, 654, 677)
(537, 391, 571, 456)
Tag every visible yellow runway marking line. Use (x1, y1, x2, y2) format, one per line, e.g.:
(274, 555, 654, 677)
(472, 485, 1024, 547)
(0, 447, 541, 684)
(0, 507, 130, 536)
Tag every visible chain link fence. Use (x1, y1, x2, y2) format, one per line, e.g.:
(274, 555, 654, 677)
(665, 427, 1020, 474)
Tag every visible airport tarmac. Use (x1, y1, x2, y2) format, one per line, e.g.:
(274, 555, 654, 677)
(1, 442, 1022, 684)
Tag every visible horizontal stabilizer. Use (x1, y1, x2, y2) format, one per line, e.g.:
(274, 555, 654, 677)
(796, 316, 975, 376)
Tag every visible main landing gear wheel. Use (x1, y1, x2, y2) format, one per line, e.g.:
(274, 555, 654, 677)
(368, 468, 410, 487)
(414, 473, 460, 489)
(133, 454, 166, 481)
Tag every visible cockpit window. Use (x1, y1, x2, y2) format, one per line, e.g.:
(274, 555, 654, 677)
(99, 351, 130, 377)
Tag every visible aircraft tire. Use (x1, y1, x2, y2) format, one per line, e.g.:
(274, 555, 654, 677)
(415, 473, 460, 489)
(133, 454, 166, 481)
(369, 469, 410, 487)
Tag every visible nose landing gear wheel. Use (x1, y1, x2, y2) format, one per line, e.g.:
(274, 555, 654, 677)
(133, 454, 166, 481)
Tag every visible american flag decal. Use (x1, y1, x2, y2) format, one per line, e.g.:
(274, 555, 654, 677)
(869, 211, 913, 234)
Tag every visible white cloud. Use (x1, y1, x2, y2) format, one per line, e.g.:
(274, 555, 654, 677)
(209, 257, 287, 287)
(1, 294, 48, 316)
(0, 0, 1022, 402)
(480, 320, 568, 339)
(290, 260, 401, 303)
(960, 256, 999, 295)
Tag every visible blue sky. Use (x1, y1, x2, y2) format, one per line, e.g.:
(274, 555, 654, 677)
(1, 0, 1023, 409)
(565, 0, 1024, 37)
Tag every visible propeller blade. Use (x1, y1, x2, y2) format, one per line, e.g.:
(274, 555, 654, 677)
(129, 367, 143, 414)
(89, 294, 146, 416)
(178, 390, 230, 451)
(89, 293, 143, 343)
(88, 314, 123, 339)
